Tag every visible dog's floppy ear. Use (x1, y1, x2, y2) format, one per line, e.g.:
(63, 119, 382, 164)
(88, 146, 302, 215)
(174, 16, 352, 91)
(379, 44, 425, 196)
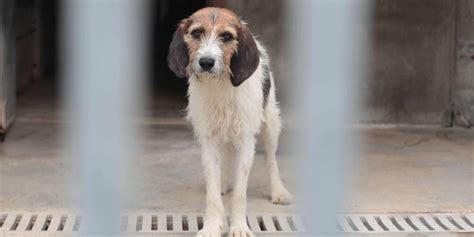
(168, 20, 189, 78)
(230, 23, 260, 87)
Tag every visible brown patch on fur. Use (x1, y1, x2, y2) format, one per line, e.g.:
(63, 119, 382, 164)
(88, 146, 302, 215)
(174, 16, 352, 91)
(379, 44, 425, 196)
(230, 24, 259, 86)
(168, 19, 190, 78)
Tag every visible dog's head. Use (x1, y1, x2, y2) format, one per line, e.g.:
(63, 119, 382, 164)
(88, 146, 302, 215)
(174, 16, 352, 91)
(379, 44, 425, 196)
(168, 7, 259, 87)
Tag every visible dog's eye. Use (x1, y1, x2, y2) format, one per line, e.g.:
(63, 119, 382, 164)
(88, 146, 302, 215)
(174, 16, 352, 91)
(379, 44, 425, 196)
(191, 29, 203, 39)
(220, 32, 233, 42)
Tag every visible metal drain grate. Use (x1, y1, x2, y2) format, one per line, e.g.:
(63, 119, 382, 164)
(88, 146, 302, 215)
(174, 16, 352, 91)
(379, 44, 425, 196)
(338, 213, 474, 233)
(1, 212, 472, 235)
(0, 212, 304, 235)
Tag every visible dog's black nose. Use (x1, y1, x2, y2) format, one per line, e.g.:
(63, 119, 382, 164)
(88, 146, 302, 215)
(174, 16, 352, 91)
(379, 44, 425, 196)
(199, 57, 215, 71)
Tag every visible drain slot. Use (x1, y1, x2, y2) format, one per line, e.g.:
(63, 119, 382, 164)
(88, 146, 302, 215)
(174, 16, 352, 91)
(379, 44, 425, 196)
(433, 216, 449, 231)
(182, 215, 189, 231)
(286, 215, 298, 232)
(1, 212, 472, 234)
(166, 215, 173, 231)
(0, 214, 7, 228)
(447, 216, 464, 230)
(419, 216, 434, 231)
(462, 216, 474, 228)
(271, 216, 282, 231)
(404, 217, 419, 231)
(25, 215, 37, 231)
(374, 216, 389, 231)
(197, 215, 203, 230)
(121, 216, 127, 231)
(10, 215, 22, 231)
(389, 217, 404, 231)
(72, 215, 81, 231)
(257, 216, 267, 231)
(360, 216, 373, 231)
(57, 215, 67, 231)
(41, 215, 52, 231)
(345, 216, 359, 231)
(151, 215, 158, 230)
(136, 215, 143, 231)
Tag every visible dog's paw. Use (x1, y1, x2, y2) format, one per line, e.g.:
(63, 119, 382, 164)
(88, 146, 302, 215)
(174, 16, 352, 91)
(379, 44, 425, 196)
(228, 226, 255, 237)
(196, 220, 223, 237)
(271, 187, 293, 205)
(196, 228, 222, 237)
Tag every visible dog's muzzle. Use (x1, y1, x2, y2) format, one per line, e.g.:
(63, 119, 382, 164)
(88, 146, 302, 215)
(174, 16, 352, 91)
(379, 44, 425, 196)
(199, 57, 215, 72)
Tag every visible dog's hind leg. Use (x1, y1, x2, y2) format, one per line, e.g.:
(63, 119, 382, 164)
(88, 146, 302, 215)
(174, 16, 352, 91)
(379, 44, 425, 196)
(262, 106, 293, 205)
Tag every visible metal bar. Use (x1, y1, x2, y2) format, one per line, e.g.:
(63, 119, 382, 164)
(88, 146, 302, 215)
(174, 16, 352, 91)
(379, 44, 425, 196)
(15, 214, 32, 232)
(0, 214, 16, 231)
(61, 0, 147, 235)
(31, 214, 47, 232)
(47, 215, 62, 232)
(286, 0, 370, 234)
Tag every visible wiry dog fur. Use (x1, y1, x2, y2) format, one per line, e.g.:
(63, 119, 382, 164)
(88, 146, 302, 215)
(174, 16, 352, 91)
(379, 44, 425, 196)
(168, 7, 292, 237)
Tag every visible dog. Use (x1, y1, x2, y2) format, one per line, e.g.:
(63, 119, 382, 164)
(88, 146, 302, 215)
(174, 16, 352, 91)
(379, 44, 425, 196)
(168, 7, 292, 237)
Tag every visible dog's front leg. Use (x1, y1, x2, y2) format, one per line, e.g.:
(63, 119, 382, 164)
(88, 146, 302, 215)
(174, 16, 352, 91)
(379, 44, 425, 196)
(197, 140, 225, 237)
(229, 137, 256, 237)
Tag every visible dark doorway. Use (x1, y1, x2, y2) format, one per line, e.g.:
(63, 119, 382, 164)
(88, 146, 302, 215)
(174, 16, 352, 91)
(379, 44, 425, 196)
(147, 0, 207, 118)
(11, 0, 208, 128)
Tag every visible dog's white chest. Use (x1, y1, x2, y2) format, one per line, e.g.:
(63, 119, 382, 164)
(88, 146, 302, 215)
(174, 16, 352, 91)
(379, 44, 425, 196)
(187, 77, 264, 142)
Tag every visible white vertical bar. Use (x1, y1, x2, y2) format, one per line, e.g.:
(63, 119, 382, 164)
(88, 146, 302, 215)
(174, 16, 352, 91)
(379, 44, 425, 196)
(420, 215, 444, 231)
(158, 214, 168, 231)
(290, 215, 306, 232)
(407, 215, 430, 231)
(31, 214, 47, 232)
(451, 215, 471, 230)
(62, 215, 76, 232)
(47, 215, 62, 232)
(61, 0, 147, 235)
(365, 215, 385, 232)
(262, 215, 277, 232)
(286, 0, 370, 234)
(187, 214, 199, 232)
(246, 214, 261, 232)
(393, 216, 414, 231)
(275, 215, 291, 232)
(173, 214, 182, 232)
(437, 215, 460, 230)
(127, 214, 137, 232)
(465, 214, 474, 224)
(377, 215, 399, 231)
(141, 214, 151, 232)
(0, 214, 16, 231)
(16, 213, 32, 232)
(337, 216, 354, 232)
(350, 216, 369, 232)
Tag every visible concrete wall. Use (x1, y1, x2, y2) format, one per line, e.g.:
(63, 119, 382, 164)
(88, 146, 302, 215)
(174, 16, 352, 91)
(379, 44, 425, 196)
(0, 0, 16, 135)
(15, 0, 40, 91)
(454, 0, 474, 127)
(365, 0, 456, 125)
(224, 0, 474, 127)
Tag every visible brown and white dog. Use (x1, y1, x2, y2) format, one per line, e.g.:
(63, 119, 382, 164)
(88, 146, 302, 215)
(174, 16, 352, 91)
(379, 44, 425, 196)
(168, 7, 292, 237)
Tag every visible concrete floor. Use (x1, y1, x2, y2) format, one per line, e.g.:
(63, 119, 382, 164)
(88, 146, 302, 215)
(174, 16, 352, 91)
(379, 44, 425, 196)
(351, 127, 473, 213)
(0, 83, 473, 215)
